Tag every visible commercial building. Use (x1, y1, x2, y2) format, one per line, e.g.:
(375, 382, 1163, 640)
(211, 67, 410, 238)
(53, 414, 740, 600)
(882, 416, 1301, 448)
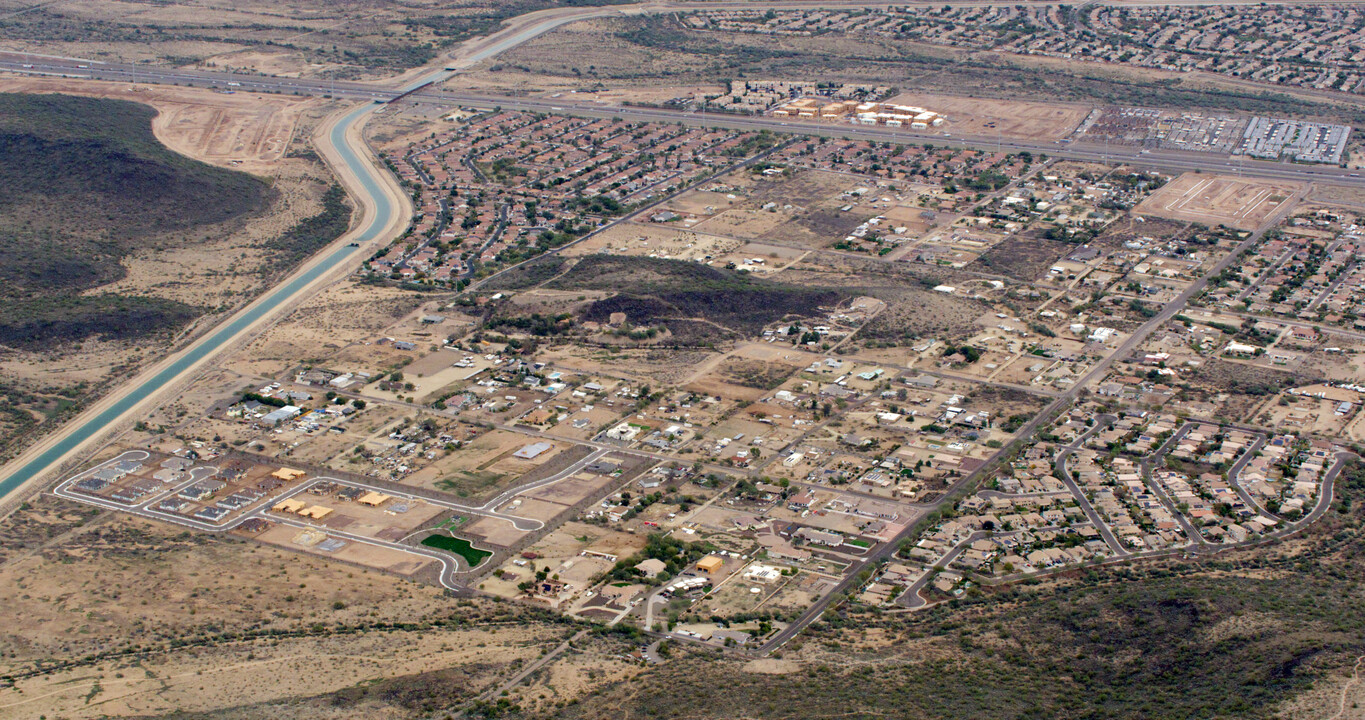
(774, 98, 945, 128)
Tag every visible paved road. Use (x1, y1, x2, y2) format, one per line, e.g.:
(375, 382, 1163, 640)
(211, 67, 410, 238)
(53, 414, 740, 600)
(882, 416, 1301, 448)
(0, 9, 1332, 513)
(892, 416, 1151, 611)
(1303, 237, 1354, 312)
(0, 0, 678, 509)
(1140, 422, 1211, 546)
(2, 0, 1355, 658)
(50, 445, 622, 590)
(1, 52, 1361, 190)
(760, 174, 1305, 652)
(1217, 309, 1365, 343)
(0, 100, 406, 507)
(1225, 433, 1275, 517)
(1053, 414, 1129, 556)
(895, 529, 992, 609)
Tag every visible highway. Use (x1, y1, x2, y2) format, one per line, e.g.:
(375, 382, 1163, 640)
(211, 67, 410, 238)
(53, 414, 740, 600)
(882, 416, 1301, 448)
(1, 53, 1363, 190)
(0, 0, 1360, 662)
(0, 0, 639, 508)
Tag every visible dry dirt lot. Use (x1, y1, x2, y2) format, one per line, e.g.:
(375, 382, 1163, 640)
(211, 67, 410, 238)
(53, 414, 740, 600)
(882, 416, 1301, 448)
(407, 430, 570, 498)
(471, 17, 719, 85)
(690, 170, 862, 244)
(538, 345, 722, 387)
(459, 514, 531, 548)
(1308, 183, 1365, 208)
(1135, 173, 1303, 230)
(499, 496, 569, 525)
(0, 503, 564, 715)
(254, 520, 434, 575)
(522, 471, 615, 506)
(0, 77, 313, 171)
(564, 222, 744, 262)
(972, 234, 1077, 281)
(227, 280, 423, 378)
(884, 91, 1091, 141)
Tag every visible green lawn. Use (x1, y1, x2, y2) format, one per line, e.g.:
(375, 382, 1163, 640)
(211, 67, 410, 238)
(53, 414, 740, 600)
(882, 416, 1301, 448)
(420, 533, 491, 566)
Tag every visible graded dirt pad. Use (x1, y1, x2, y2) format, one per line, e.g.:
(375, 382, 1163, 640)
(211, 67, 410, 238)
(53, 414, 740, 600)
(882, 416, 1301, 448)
(303, 496, 446, 541)
(523, 471, 615, 506)
(255, 522, 434, 575)
(503, 496, 571, 524)
(0, 77, 312, 171)
(1135, 173, 1303, 231)
(884, 92, 1091, 141)
(462, 515, 531, 548)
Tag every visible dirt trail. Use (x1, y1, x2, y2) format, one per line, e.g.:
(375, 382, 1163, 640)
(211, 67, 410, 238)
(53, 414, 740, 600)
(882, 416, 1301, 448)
(1328, 655, 1365, 720)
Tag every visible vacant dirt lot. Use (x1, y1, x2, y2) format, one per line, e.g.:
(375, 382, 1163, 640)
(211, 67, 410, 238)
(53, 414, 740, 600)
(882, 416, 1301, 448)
(1135, 173, 1303, 230)
(972, 234, 1075, 281)
(0, 77, 313, 171)
(566, 222, 744, 262)
(885, 91, 1091, 141)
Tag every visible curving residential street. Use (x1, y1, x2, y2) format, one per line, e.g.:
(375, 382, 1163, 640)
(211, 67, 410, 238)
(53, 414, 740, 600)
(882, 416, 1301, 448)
(0, 4, 635, 510)
(1053, 414, 1129, 556)
(0, 1, 1362, 679)
(51, 445, 622, 591)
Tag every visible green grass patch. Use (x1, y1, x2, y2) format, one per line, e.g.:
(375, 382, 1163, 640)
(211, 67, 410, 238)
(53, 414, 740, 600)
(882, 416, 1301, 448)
(420, 533, 491, 566)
